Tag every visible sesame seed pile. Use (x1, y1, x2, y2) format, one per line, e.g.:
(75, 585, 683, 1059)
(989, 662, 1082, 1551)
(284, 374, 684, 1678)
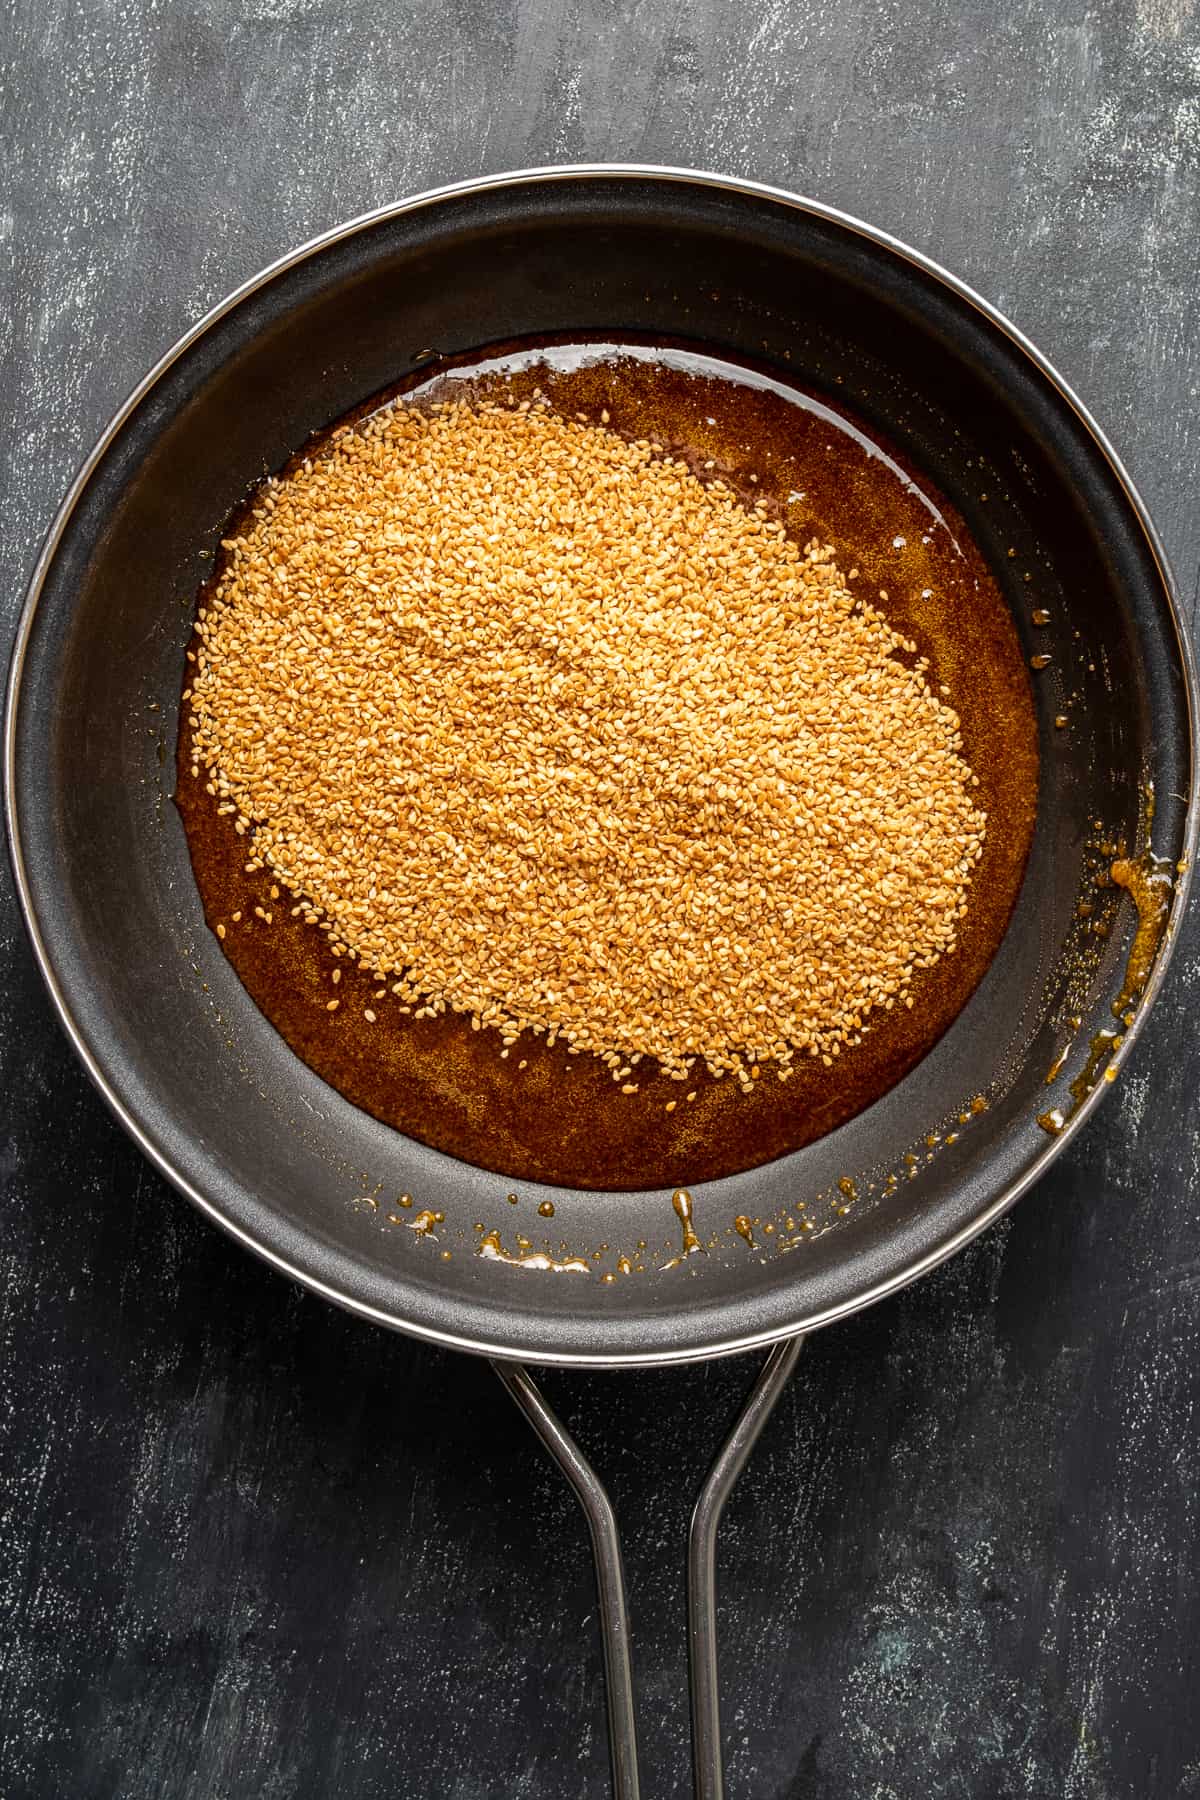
(187, 395, 986, 1089)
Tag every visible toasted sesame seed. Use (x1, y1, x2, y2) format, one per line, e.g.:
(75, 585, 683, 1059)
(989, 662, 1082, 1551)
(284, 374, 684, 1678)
(189, 395, 985, 1084)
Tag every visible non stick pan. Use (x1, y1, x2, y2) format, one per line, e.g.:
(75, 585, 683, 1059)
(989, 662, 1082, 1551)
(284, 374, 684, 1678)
(5, 168, 1197, 1799)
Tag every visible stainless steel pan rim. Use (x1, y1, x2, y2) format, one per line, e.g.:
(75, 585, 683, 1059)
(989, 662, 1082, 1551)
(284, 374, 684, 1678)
(6, 162, 1198, 1369)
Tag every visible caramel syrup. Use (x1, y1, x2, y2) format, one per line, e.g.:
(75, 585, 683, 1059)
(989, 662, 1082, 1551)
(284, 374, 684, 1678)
(1038, 789, 1174, 1136)
(661, 1188, 705, 1269)
(476, 1229, 590, 1274)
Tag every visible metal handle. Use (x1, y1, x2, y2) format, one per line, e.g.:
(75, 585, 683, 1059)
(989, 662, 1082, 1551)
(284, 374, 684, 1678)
(493, 1335, 806, 1800)
(493, 1360, 642, 1800)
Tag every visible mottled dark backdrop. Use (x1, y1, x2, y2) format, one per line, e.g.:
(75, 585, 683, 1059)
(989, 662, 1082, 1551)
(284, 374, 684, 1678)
(3, 2, 1199, 1796)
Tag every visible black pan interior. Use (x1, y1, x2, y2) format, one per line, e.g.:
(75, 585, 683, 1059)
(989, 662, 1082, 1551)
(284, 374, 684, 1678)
(8, 172, 1194, 1363)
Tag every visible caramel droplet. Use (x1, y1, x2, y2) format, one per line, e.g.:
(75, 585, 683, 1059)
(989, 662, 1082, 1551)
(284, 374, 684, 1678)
(672, 1188, 702, 1256)
(477, 1229, 589, 1274)
(1110, 851, 1173, 1016)
(407, 1208, 444, 1236)
(661, 1189, 705, 1268)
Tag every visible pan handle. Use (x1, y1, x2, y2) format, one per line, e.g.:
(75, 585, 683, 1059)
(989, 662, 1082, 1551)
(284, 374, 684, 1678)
(492, 1334, 806, 1800)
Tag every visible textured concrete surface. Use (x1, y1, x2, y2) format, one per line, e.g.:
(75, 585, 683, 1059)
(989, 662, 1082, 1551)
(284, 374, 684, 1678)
(3, 2, 1200, 1796)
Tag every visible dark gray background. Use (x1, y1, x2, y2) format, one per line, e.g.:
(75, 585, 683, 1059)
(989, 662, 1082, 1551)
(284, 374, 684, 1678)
(3, 3, 1200, 1796)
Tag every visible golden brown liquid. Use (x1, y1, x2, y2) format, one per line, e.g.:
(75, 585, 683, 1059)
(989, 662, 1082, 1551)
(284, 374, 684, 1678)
(407, 1208, 444, 1237)
(1110, 850, 1174, 1018)
(177, 338, 1038, 1190)
(660, 1188, 705, 1269)
(476, 1229, 590, 1274)
(1037, 817, 1174, 1136)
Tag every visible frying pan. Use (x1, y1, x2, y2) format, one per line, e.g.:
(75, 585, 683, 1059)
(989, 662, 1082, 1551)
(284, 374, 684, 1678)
(5, 167, 1197, 1799)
